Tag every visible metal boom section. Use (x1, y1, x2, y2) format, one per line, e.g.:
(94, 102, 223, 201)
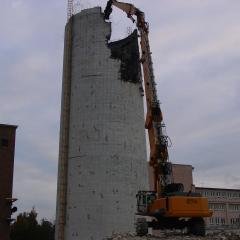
(104, 0, 172, 196)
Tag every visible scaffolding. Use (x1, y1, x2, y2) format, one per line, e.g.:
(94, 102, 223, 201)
(68, 0, 88, 20)
(67, 0, 73, 20)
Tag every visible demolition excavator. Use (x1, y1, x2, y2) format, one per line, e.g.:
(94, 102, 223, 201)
(104, 0, 213, 236)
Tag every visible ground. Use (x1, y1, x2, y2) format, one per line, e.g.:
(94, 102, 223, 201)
(104, 230, 240, 240)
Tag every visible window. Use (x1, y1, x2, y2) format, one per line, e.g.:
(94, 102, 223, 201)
(229, 204, 240, 211)
(209, 203, 214, 210)
(211, 203, 225, 211)
(230, 218, 240, 225)
(1, 138, 9, 147)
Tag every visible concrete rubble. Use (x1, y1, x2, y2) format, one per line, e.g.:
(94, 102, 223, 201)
(103, 231, 240, 240)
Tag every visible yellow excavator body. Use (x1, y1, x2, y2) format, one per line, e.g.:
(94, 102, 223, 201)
(149, 196, 213, 218)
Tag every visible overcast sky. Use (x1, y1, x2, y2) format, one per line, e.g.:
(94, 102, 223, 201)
(0, 0, 239, 220)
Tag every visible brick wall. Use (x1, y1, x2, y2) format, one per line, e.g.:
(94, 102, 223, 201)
(172, 164, 195, 192)
(0, 124, 17, 240)
(148, 163, 195, 192)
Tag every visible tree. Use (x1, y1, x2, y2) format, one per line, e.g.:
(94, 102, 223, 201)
(10, 208, 54, 240)
(38, 219, 55, 240)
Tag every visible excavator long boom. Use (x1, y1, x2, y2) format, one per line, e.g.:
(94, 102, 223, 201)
(104, 0, 171, 195)
(104, 3, 213, 236)
(105, 0, 136, 22)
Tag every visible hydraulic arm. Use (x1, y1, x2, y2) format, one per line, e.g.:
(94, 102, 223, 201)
(104, 1, 212, 236)
(105, 0, 171, 196)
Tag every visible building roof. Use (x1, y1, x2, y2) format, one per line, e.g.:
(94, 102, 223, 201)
(196, 186, 240, 192)
(0, 124, 18, 129)
(172, 163, 193, 167)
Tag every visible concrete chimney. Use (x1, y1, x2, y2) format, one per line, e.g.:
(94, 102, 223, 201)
(55, 7, 148, 240)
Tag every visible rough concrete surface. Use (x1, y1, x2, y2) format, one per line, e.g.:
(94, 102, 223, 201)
(56, 6, 149, 240)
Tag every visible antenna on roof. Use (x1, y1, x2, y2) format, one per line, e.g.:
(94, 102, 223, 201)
(67, 0, 73, 20)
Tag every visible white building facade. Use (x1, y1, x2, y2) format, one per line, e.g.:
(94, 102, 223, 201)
(195, 187, 240, 228)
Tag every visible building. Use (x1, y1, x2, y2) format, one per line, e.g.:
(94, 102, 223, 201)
(172, 164, 195, 192)
(55, 8, 149, 240)
(148, 164, 195, 192)
(195, 187, 240, 228)
(172, 164, 240, 228)
(0, 124, 17, 240)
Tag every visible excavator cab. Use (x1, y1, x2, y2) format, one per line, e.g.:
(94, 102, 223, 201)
(136, 191, 156, 213)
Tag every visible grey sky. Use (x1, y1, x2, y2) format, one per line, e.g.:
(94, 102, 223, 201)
(0, 0, 239, 220)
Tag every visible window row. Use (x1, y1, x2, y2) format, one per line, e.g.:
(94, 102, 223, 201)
(209, 217, 225, 225)
(209, 217, 240, 225)
(202, 191, 240, 198)
(230, 218, 240, 225)
(209, 203, 225, 210)
(229, 204, 240, 211)
(208, 203, 240, 211)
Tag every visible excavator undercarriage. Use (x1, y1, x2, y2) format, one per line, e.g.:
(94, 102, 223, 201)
(136, 190, 211, 236)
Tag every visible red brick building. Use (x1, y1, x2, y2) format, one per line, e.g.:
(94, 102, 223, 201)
(0, 124, 17, 240)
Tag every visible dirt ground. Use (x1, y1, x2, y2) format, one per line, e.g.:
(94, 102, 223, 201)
(104, 231, 240, 240)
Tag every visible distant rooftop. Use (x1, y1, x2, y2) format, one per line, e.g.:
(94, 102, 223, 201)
(0, 124, 18, 129)
(196, 186, 240, 192)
